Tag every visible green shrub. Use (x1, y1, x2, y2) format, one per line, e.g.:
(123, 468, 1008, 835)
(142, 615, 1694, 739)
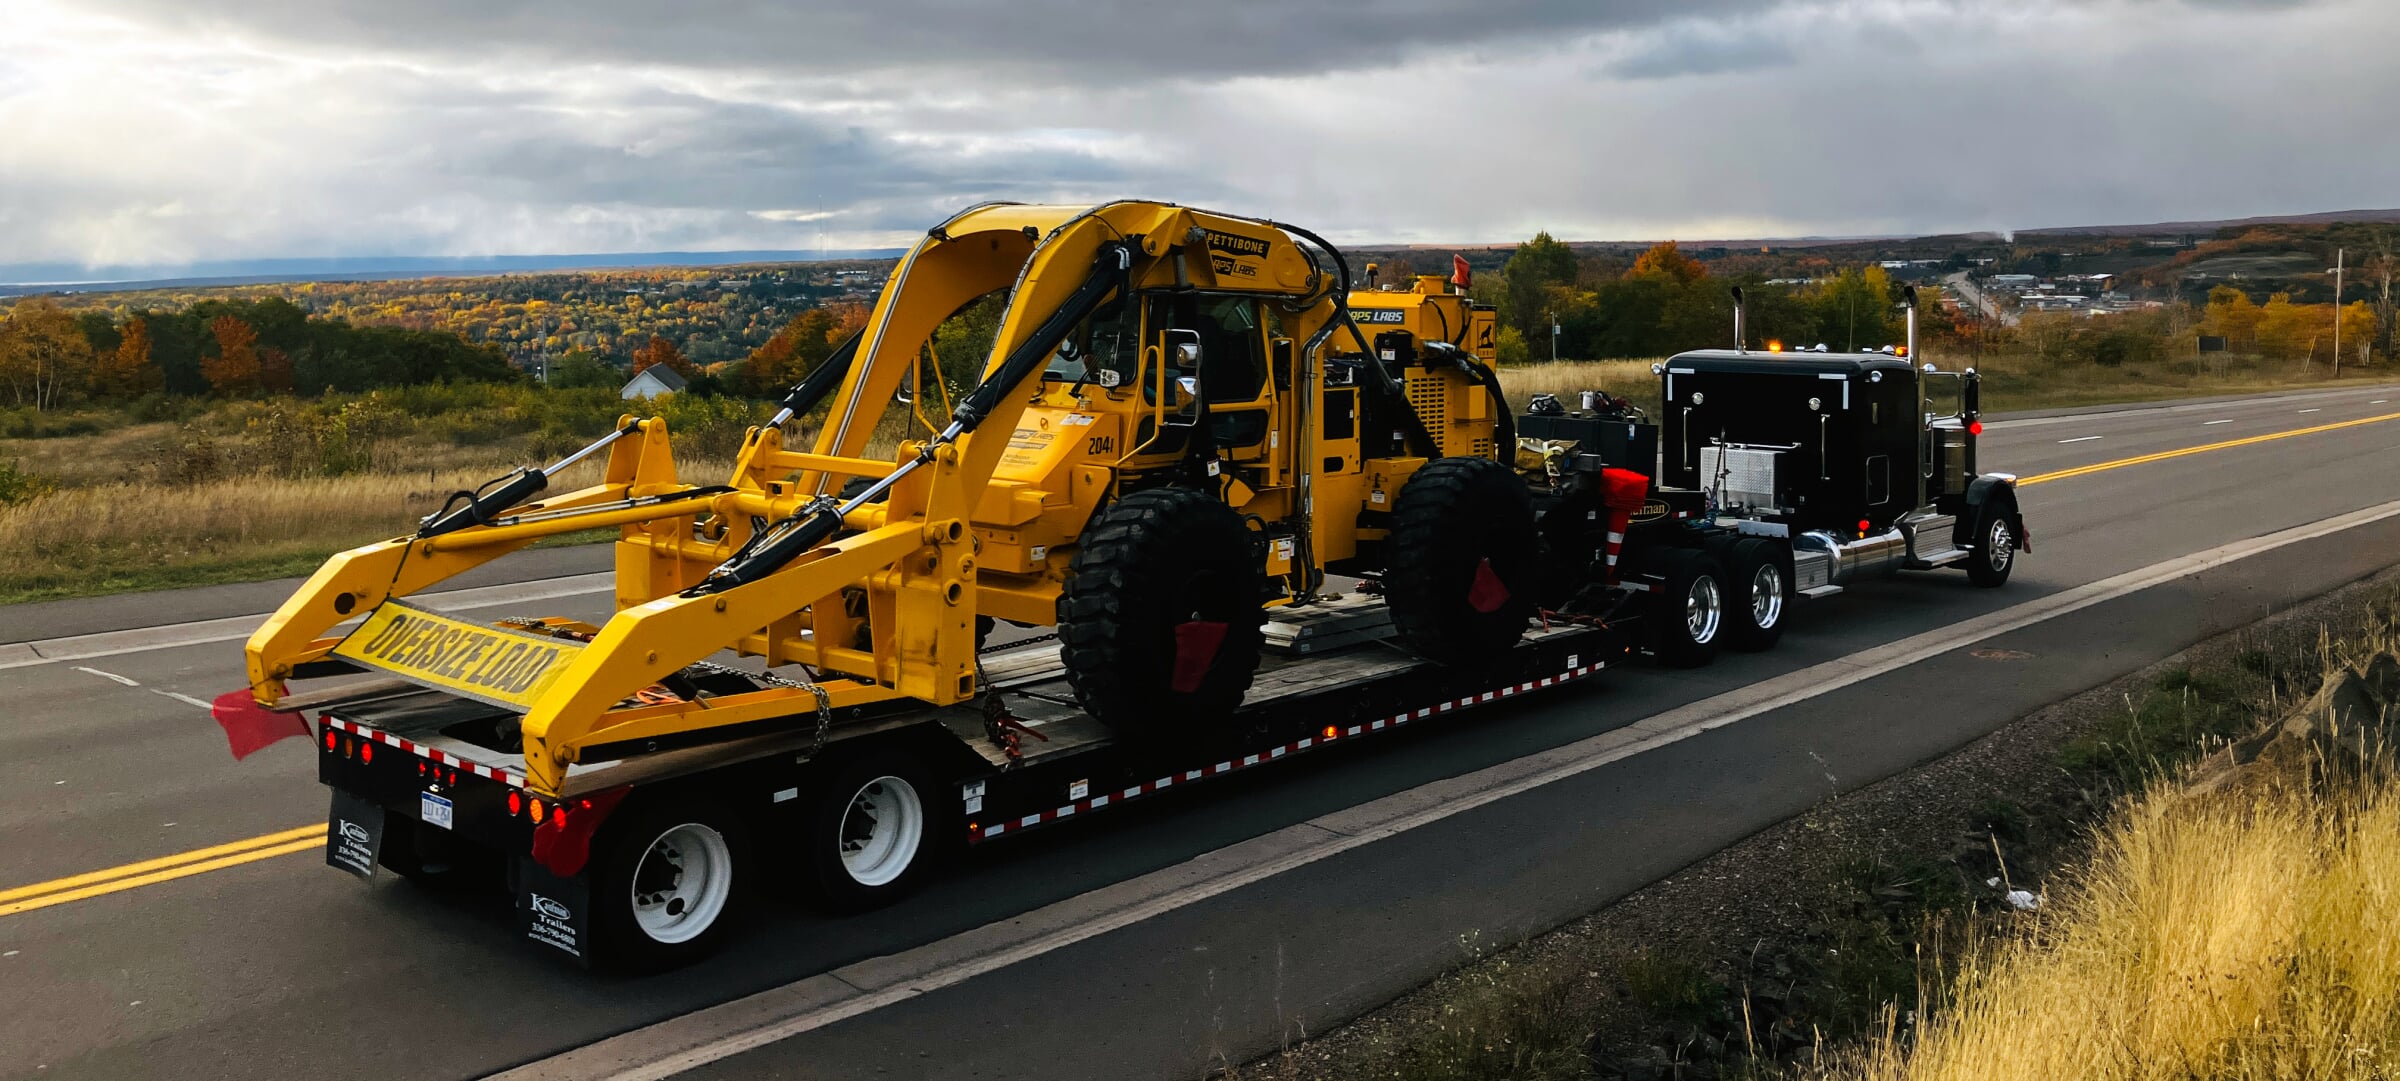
(0, 460, 59, 505)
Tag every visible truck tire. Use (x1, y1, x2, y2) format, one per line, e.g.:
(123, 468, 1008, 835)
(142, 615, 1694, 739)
(1648, 548, 1729, 668)
(1059, 488, 1265, 748)
(590, 796, 748, 973)
(1966, 505, 2018, 587)
(797, 747, 946, 913)
(1723, 538, 1787, 652)
(1384, 457, 1541, 665)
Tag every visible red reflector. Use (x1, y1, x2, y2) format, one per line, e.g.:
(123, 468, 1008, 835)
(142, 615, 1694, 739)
(531, 788, 631, 878)
(507, 791, 523, 816)
(445, 769, 458, 787)
(1968, 420, 1984, 436)
(417, 759, 427, 776)
(359, 741, 373, 764)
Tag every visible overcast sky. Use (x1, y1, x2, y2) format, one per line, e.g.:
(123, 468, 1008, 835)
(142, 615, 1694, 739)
(3, 0, 2393, 269)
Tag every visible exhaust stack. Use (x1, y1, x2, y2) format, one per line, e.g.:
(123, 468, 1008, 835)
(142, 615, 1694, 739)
(1730, 286, 1746, 354)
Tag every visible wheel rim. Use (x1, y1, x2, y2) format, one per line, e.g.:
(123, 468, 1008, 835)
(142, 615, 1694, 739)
(629, 823, 732, 944)
(1750, 564, 1783, 629)
(839, 775, 925, 888)
(1987, 520, 2015, 571)
(1686, 575, 1723, 644)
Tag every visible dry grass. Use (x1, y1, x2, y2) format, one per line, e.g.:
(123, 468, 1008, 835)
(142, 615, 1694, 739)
(1819, 758, 2400, 1080)
(0, 453, 756, 603)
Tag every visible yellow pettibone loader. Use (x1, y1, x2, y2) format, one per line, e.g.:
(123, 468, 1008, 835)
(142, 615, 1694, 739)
(245, 200, 1532, 800)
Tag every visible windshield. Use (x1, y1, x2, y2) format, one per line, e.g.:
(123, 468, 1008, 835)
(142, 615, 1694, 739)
(1043, 291, 1140, 386)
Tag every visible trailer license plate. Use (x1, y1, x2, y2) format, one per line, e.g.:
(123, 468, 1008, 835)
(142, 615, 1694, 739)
(420, 792, 455, 831)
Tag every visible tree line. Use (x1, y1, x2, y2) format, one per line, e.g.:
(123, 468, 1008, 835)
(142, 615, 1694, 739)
(0, 295, 517, 411)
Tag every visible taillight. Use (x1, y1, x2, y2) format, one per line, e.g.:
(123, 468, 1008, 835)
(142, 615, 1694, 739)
(1968, 419, 1984, 436)
(359, 741, 373, 764)
(507, 791, 523, 816)
(323, 729, 336, 752)
(529, 798, 545, 823)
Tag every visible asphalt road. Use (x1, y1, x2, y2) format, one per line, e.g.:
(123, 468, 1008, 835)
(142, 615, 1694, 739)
(7, 382, 2400, 1080)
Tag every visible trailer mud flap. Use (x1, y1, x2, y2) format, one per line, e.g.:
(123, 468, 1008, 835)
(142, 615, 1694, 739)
(327, 789, 384, 879)
(518, 859, 593, 965)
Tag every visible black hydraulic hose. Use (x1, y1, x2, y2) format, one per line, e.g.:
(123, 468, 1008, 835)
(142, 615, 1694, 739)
(1459, 357, 1516, 463)
(1272, 220, 1439, 459)
(689, 242, 1134, 596)
(953, 241, 1133, 433)
(770, 326, 865, 425)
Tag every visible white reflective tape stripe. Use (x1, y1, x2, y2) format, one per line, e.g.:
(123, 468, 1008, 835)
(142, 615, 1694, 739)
(1605, 532, 1626, 543)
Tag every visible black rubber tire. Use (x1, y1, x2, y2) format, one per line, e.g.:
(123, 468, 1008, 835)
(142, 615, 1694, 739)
(1059, 488, 1265, 747)
(1966, 503, 2018, 587)
(1648, 548, 1729, 668)
(1383, 457, 1542, 665)
(795, 747, 949, 914)
(588, 796, 748, 974)
(1723, 538, 1788, 652)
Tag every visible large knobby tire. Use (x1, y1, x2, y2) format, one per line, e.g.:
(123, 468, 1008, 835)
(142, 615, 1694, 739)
(1966, 502, 2018, 587)
(1648, 548, 1729, 668)
(589, 797, 748, 974)
(1384, 457, 1542, 665)
(1059, 488, 1266, 748)
(795, 747, 947, 914)
(1723, 538, 1788, 652)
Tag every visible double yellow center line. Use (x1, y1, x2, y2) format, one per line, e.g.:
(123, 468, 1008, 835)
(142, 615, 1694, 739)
(8, 402, 2400, 920)
(0, 825, 321, 917)
(2019, 408, 2400, 486)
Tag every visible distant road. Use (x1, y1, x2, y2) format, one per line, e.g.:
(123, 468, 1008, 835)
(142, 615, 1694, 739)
(1945, 269, 2016, 327)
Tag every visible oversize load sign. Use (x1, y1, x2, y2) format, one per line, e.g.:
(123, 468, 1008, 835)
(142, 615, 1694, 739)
(333, 601, 584, 712)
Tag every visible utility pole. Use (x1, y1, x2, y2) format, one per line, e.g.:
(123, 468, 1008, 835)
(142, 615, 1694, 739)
(1548, 310, 1559, 363)
(2333, 248, 2345, 378)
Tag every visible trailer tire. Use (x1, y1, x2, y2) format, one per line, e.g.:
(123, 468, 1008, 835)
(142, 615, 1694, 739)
(1723, 538, 1788, 652)
(798, 748, 946, 913)
(590, 797, 748, 973)
(1384, 457, 1541, 665)
(1060, 487, 1265, 749)
(1966, 502, 2018, 588)
(1648, 548, 1729, 668)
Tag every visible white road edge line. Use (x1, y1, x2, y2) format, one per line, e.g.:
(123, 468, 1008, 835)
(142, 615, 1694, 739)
(150, 689, 213, 711)
(71, 666, 140, 687)
(497, 497, 2400, 1081)
(2057, 435, 2101, 444)
(2204, 419, 2235, 425)
(0, 572, 615, 671)
(2299, 408, 2323, 414)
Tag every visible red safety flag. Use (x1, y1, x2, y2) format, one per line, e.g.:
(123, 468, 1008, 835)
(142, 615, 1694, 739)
(211, 689, 312, 760)
(1171, 620, 1231, 694)
(1451, 254, 1472, 289)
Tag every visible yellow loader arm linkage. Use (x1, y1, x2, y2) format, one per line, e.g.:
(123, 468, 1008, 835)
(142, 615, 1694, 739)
(249, 201, 1330, 797)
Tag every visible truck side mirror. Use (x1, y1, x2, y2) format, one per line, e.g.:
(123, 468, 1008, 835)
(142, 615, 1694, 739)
(1164, 328, 1203, 371)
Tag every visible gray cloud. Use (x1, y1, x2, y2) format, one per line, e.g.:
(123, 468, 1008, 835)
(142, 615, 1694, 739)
(0, 0, 2389, 270)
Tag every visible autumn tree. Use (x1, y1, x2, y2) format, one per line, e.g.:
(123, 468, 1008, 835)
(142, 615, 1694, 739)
(1625, 240, 1708, 286)
(2205, 285, 2262, 351)
(1502, 231, 1579, 343)
(630, 335, 692, 378)
(0, 298, 94, 410)
(86, 314, 159, 399)
(743, 309, 838, 395)
(202, 314, 261, 395)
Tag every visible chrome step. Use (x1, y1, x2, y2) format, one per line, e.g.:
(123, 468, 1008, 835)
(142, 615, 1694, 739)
(1798, 584, 1846, 599)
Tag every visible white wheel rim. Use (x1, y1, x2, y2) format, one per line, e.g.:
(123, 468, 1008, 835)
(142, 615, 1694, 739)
(630, 822, 732, 945)
(1988, 521, 2015, 571)
(839, 775, 925, 888)
(1686, 575, 1722, 644)
(1750, 564, 1783, 629)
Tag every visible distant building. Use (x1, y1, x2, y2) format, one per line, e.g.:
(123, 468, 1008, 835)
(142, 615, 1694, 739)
(621, 365, 689, 399)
